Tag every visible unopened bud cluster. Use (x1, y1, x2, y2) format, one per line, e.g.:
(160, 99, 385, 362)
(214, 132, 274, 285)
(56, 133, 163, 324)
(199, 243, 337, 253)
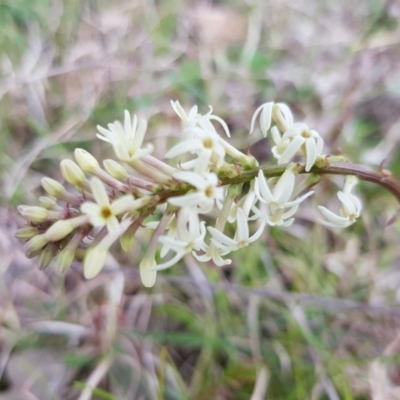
(16, 101, 362, 287)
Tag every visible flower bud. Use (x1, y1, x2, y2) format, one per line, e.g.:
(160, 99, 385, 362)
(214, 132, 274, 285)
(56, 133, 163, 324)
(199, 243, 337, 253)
(42, 178, 67, 198)
(103, 159, 128, 180)
(14, 226, 39, 240)
(45, 215, 89, 242)
(60, 159, 86, 186)
(39, 196, 59, 210)
(56, 247, 76, 274)
(74, 149, 100, 174)
(120, 226, 136, 252)
(24, 234, 48, 258)
(38, 242, 58, 270)
(139, 256, 157, 288)
(83, 246, 108, 279)
(19, 206, 49, 223)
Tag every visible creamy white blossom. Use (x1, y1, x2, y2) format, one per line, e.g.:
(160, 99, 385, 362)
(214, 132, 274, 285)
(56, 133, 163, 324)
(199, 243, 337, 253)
(97, 110, 153, 162)
(194, 240, 232, 266)
(81, 177, 134, 234)
(168, 171, 224, 213)
(151, 208, 206, 271)
(166, 123, 226, 174)
(255, 167, 314, 226)
(318, 176, 362, 229)
(171, 100, 230, 137)
(274, 123, 324, 172)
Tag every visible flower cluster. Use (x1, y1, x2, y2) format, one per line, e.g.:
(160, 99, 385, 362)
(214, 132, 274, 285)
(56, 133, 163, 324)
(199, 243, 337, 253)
(16, 101, 362, 287)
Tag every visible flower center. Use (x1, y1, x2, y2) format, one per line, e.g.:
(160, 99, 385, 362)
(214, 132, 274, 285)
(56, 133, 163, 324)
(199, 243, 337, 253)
(205, 186, 214, 198)
(100, 207, 112, 219)
(203, 138, 214, 149)
(301, 130, 311, 138)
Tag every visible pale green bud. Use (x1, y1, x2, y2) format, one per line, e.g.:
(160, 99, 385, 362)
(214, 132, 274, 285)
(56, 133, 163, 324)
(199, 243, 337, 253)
(42, 177, 67, 197)
(19, 206, 49, 223)
(39, 196, 59, 210)
(60, 159, 86, 186)
(74, 149, 100, 174)
(24, 234, 48, 258)
(14, 226, 39, 240)
(139, 257, 157, 288)
(45, 215, 89, 242)
(103, 159, 128, 180)
(56, 247, 75, 274)
(38, 242, 58, 270)
(120, 230, 135, 252)
(83, 247, 108, 279)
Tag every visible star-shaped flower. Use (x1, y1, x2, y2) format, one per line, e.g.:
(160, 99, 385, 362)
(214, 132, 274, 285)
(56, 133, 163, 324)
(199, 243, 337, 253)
(97, 110, 153, 162)
(273, 123, 324, 172)
(81, 177, 134, 234)
(168, 172, 224, 213)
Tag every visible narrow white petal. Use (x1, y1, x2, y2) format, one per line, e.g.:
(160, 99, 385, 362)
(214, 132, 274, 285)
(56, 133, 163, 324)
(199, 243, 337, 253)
(168, 192, 205, 208)
(282, 204, 299, 219)
(249, 103, 266, 134)
(194, 149, 212, 175)
(281, 218, 295, 226)
(166, 140, 202, 158)
(278, 136, 305, 164)
(106, 216, 120, 234)
(281, 126, 303, 141)
(248, 218, 266, 243)
(111, 195, 134, 215)
(159, 236, 187, 251)
(208, 115, 231, 138)
(150, 252, 186, 271)
(260, 102, 273, 137)
(305, 138, 317, 172)
(270, 126, 282, 145)
(337, 191, 356, 215)
(124, 110, 132, 138)
(173, 171, 205, 189)
(236, 208, 249, 242)
(256, 170, 274, 204)
(285, 191, 314, 208)
(81, 202, 100, 218)
(90, 177, 110, 207)
(208, 226, 237, 247)
(275, 103, 294, 128)
(133, 120, 148, 149)
(318, 205, 350, 225)
(274, 169, 295, 204)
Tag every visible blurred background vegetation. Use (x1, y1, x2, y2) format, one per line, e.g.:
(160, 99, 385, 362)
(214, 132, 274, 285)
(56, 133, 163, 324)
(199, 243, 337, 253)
(2, 0, 400, 398)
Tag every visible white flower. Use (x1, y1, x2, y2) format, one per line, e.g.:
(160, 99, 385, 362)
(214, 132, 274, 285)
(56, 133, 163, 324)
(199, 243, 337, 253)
(274, 123, 324, 172)
(171, 100, 231, 137)
(166, 123, 226, 174)
(168, 172, 224, 213)
(254, 167, 314, 226)
(318, 176, 362, 229)
(81, 177, 134, 234)
(97, 110, 153, 162)
(208, 208, 266, 252)
(194, 240, 232, 266)
(151, 208, 206, 271)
